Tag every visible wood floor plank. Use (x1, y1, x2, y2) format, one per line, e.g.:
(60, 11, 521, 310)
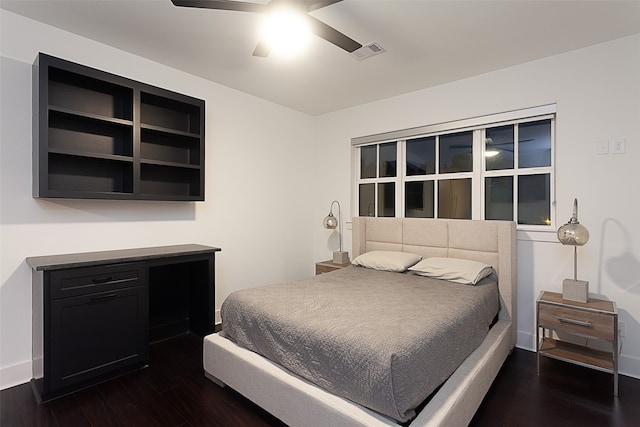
(46, 393, 91, 427)
(2, 334, 638, 427)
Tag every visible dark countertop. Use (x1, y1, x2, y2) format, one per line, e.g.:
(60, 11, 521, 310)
(26, 244, 221, 271)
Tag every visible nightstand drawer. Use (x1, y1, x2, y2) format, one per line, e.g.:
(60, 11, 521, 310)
(315, 260, 350, 275)
(538, 303, 615, 340)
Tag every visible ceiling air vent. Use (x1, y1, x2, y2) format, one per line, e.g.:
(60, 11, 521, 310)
(351, 42, 386, 61)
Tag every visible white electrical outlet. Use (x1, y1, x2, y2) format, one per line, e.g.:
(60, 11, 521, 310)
(611, 139, 626, 154)
(618, 321, 626, 337)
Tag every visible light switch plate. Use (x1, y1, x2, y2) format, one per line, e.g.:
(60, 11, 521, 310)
(597, 140, 609, 155)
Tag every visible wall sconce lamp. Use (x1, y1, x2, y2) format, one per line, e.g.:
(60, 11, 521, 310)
(323, 200, 350, 264)
(557, 198, 590, 302)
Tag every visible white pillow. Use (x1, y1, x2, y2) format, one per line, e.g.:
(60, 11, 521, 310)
(408, 257, 494, 285)
(351, 251, 422, 272)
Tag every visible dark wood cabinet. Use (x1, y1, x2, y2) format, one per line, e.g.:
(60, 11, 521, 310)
(48, 266, 148, 394)
(28, 244, 220, 402)
(33, 53, 205, 201)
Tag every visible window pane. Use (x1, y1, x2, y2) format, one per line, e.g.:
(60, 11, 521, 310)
(485, 125, 514, 171)
(518, 174, 550, 225)
(360, 145, 377, 179)
(378, 182, 395, 217)
(379, 142, 397, 177)
(358, 183, 375, 216)
(519, 120, 551, 168)
(440, 131, 473, 173)
(438, 178, 471, 219)
(406, 136, 435, 176)
(485, 176, 513, 220)
(405, 181, 434, 218)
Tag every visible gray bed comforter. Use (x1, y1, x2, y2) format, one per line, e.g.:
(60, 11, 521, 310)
(221, 265, 500, 423)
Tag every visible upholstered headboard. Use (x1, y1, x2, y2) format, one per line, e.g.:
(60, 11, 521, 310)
(352, 217, 517, 343)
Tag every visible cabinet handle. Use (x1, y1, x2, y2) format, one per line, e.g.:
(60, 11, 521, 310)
(558, 317, 592, 328)
(92, 276, 114, 284)
(90, 293, 117, 301)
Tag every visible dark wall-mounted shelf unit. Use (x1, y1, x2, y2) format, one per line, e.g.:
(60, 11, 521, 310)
(33, 53, 205, 201)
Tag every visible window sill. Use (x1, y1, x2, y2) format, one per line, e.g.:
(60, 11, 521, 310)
(517, 228, 558, 243)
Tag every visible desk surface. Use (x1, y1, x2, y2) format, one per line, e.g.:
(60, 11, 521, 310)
(26, 244, 221, 271)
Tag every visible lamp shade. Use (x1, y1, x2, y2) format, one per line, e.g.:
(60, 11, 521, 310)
(323, 212, 338, 229)
(557, 198, 589, 246)
(557, 223, 590, 246)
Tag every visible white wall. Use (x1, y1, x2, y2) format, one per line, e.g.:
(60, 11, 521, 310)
(0, 11, 316, 389)
(312, 34, 640, 379)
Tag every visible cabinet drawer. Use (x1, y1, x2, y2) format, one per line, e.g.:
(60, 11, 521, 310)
(538, 303, 615, 340)
(49, 263, 145, 299)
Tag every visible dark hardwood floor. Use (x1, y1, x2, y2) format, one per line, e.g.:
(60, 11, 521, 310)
(2, 334, 638, 426)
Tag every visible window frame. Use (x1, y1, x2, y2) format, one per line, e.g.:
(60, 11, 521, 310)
(352, 105, 556, 230)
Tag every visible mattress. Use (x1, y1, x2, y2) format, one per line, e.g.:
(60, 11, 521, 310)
(221, 266, 499, 423)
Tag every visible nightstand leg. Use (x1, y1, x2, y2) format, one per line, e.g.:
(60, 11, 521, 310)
(536, 307, 540, 375)
(536, 333, 539, 375)
(614, 328, 619, 396)
(614, 317, 619, 396)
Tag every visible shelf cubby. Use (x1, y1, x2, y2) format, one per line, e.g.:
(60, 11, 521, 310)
(140, 92, 201, 135)
(140, 128, 200, 166)
(140, 164, 201, 199)
(48, 67, 133, 121)
(47, 153, 133, 195)
(48, 110, 133, 158)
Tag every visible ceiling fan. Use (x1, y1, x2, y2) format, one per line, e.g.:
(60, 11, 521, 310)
(171, 0, 362, 57)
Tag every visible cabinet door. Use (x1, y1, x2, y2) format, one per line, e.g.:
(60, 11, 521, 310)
(49, 286, 148, 391)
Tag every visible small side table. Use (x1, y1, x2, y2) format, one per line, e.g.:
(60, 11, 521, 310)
(536, 291, 618, 396)
(315, 260, 350, 275)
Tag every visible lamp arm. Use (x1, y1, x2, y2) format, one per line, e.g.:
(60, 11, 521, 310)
(569, 198, 580, 224)
(330, 200, 342, 253)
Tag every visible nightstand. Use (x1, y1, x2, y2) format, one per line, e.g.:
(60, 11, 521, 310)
(315, 260, 350, 275)
(536, 291, 618, 395)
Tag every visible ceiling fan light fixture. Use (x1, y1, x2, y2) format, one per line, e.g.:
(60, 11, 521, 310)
(261, 7, 310, 57)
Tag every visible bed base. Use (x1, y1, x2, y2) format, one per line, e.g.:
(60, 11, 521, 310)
(204, 217, 517, 426)
(203, 319, 513, 427)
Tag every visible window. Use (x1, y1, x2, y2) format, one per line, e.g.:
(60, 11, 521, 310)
(353, 105, 555, 227)
(403, 131, 474, 220)
(358, 142, 398, 217)
(484, 119, 553, 225)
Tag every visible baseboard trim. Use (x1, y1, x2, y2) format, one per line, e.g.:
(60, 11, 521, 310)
(1, 359, 31, 390)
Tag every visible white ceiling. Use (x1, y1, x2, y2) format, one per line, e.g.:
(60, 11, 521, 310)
(2, 0, 640, 115)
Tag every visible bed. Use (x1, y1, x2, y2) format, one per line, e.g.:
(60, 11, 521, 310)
(203, 217, 517, 426)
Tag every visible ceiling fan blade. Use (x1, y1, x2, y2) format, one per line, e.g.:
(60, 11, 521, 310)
(171, 0, 267, 13)
(306, 15, 361, 53)
(252, 40, 271, 57)
(303, 0, 343, 12)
